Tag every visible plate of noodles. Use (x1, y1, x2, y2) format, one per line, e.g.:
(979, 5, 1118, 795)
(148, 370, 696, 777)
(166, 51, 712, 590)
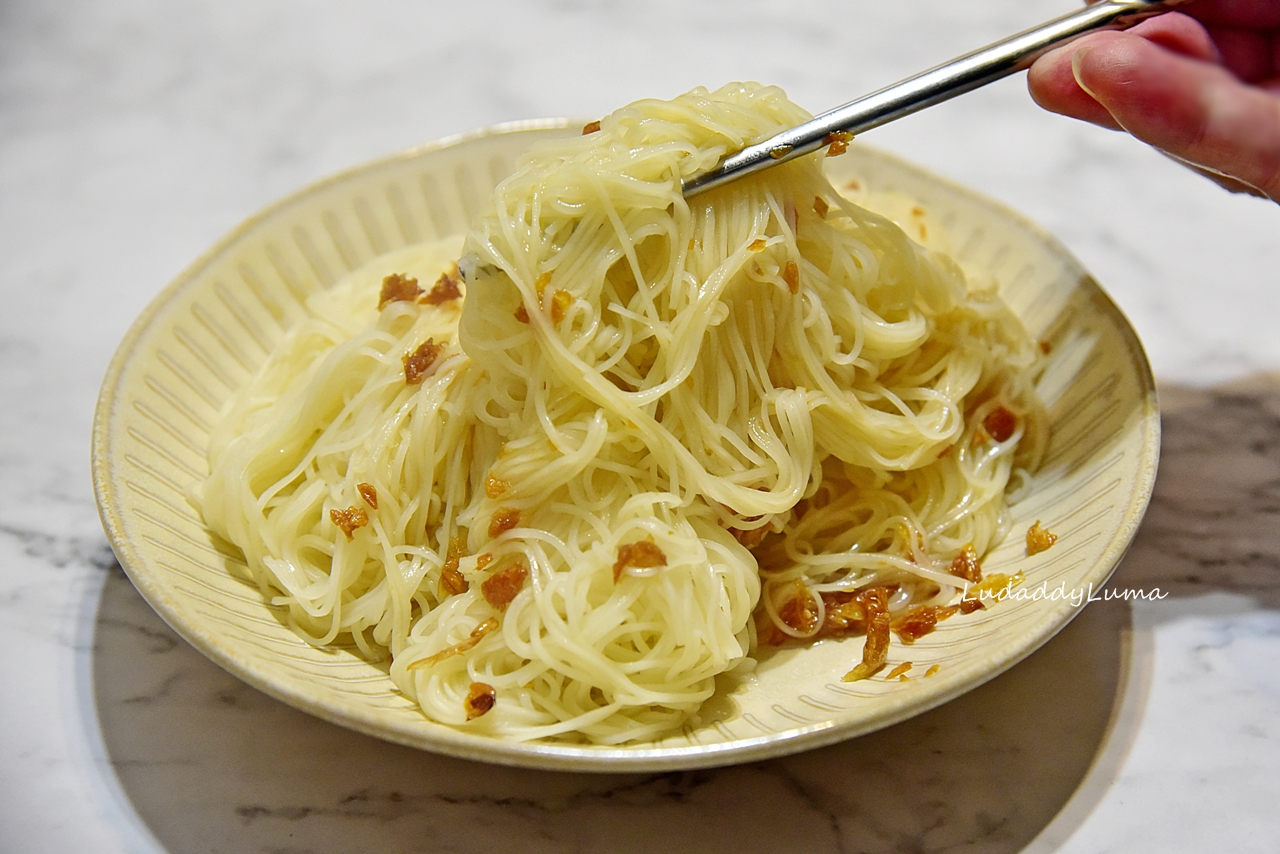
(93, 84, 1158, 771)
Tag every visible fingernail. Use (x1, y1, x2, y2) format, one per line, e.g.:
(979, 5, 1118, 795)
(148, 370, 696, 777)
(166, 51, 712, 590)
(1071, 46, 1098, 99)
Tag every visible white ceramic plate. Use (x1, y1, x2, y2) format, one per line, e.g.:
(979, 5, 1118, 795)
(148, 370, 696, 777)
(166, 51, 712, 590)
(93, 120, 1159, 771)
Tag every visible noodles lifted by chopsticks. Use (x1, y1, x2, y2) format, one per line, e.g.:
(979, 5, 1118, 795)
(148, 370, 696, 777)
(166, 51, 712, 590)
(199, 82, 1045, 743)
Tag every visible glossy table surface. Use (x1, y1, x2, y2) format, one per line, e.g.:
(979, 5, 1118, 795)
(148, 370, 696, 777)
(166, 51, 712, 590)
(3, 1, 1278, 851)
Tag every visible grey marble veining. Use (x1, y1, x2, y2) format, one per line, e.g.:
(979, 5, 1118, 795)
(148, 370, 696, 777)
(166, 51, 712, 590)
(91, 560, 1130, 854)
(73, 379, 1280, 854)
(3, 1, 1280, 852)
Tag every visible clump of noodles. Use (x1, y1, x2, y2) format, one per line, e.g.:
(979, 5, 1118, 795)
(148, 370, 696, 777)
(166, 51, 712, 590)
(199, 82, 1045, 744)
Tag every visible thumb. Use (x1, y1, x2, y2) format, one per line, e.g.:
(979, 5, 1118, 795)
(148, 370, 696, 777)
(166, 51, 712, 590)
(1071, 33, 1280, 201)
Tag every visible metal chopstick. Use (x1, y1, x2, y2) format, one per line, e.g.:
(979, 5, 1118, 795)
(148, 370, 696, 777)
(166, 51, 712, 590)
(682, 0, 1192, 197)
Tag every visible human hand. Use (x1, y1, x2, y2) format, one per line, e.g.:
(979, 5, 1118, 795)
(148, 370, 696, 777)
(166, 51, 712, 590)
(1027, 1, 1280, 201)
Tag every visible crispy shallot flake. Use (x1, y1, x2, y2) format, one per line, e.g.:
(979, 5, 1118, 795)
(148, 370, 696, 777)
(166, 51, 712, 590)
(330, 506, 368, 540)
(783, 260, 800, 294)
(1026, 521, 1057, 556)
(439, 564, 468, 597)
(465, 682, 497, 719)
(983, 406, 1018, 443)
(962, 571, 1026, 610)
(1039, 339, 1053, 355)
(481, 563, 528, 611)
(886, 661, 913, 680)
(514, 272, 571, 325)
(813, 195, 829, 218)
(488, 508, 520, 538)
(403, 339, 444, 385)
(484, 473, 510, 499)
(814, 595, 862, 639)
(423, 267, 462, 305)
(439, 537, 468, 597)
(843, 611, 890, 681)
(892, 604, 960, 644)
(818, 585, 891, 639)
(949, 544, 982, 584)
(546, 289, 571, 324)
(475, 552, 494, 571)
(748, 238, 768, 251)
(824, 130, 853, 157)
(925, 664, 941, 677)
(357, 482, 378, 509)
(776, 580, 820, 635)
(377, 272, 422, 309)
(406, 618, 498, 670)
(761, 584, 899, 648)
(582, 120, 601, 135)
(612, 539, 667, 583)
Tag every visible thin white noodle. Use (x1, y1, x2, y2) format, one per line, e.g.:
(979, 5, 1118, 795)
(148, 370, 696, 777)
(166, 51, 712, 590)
(198, 83, 1046, 744)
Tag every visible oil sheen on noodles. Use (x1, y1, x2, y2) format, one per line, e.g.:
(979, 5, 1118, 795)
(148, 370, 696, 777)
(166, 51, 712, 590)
(198, 83, 1045, 744)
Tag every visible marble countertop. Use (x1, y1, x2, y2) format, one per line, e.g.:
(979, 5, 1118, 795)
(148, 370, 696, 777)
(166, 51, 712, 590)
(3, 1, 1279, 851)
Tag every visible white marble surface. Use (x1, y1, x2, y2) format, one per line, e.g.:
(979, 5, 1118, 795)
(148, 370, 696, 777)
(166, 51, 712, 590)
(3, 1, 1279, 851)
